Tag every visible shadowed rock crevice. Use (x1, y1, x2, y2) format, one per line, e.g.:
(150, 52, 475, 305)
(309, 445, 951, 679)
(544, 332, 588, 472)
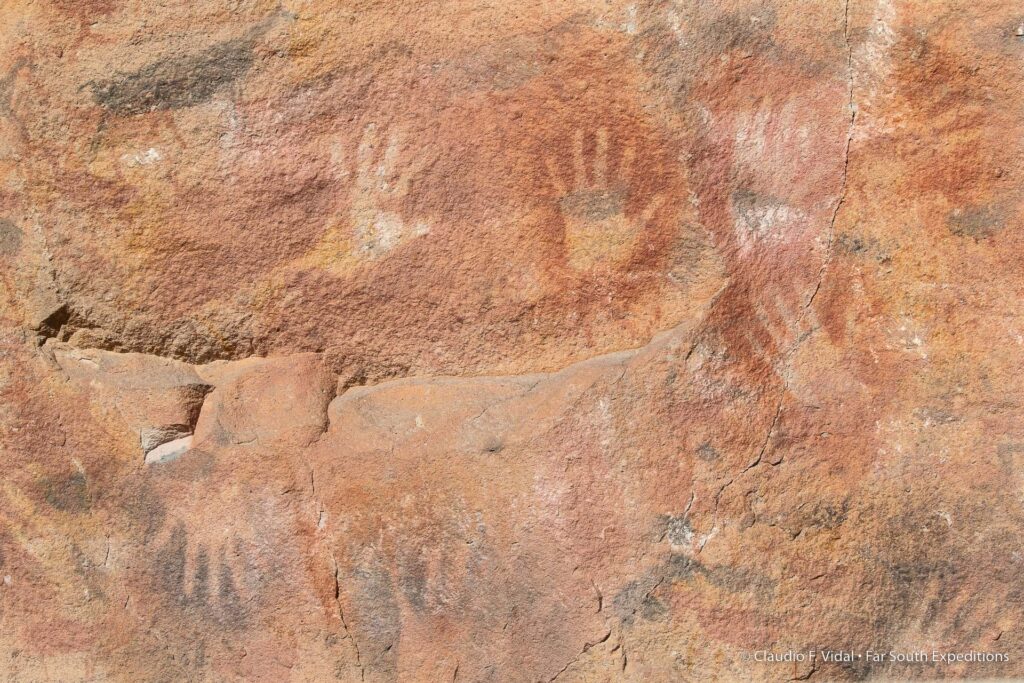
(34, 303, 71, 341)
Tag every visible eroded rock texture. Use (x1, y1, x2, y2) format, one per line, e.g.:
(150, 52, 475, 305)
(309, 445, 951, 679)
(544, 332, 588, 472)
(1, 0, 1023, 680)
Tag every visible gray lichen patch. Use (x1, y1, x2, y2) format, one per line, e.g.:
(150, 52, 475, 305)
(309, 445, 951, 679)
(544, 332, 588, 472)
(660, 513, 694, 546)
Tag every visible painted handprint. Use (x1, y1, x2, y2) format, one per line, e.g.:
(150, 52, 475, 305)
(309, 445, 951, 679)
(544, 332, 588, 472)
(143, 461, 294, 627)
(340, 123, 431, 259)
(546, 128, 665, 272)
(152, 520, 250, 626)
(732, 288, 818, 377)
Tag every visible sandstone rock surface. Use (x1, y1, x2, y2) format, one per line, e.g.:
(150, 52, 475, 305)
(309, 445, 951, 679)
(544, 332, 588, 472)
(2, 0, 1023, 680)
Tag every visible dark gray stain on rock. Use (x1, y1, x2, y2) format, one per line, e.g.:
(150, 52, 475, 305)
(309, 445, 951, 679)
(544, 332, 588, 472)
(699, 5, 778, 56)
(43, 471, 90, 513)
(836, 233, 875, 255)
(997, 442, 1024, 473)
(155, 523, 189, 603)
(612, 574, 662, 626)
(351, 561, 401, 676)
(835, 232, 893, 264)
(634, 3, 778, 111)
(398, 547, 429, 612)
(613, 551, 776, 626)
(560, 188, 627, 221)
(215, 546, 248, 628)
(663, 552, 775, 596)
(697, 441, 720, 462)
(0, 219, 22, 256)
(947, 202, 1007, 240)
(88, 38, 255, 116)
(151, 521, 251, 628)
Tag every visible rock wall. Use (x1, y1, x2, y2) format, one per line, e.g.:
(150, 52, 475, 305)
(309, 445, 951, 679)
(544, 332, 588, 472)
(1, 0, 1023, 680)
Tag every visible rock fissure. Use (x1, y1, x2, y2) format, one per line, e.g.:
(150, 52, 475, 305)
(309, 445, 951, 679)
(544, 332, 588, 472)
(546, 629, 612, 683)
(805, 0, 857, 315)
(731, 0, 859, 490)
(331, 552, 365, 682)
